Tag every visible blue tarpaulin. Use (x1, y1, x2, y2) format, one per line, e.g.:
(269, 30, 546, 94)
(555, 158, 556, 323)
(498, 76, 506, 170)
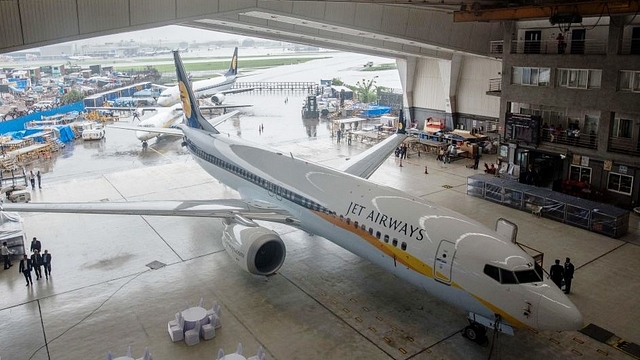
(5, 125, 74, 143)
(360, 106, 391, 117)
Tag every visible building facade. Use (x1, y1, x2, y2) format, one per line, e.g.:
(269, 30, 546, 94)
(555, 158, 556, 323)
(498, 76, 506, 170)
(496, 16, 640, 209)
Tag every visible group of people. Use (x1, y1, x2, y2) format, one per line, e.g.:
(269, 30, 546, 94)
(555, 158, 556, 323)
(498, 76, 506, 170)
(19, 237, 53, 286)
(436, 143, 459, 164)
(28, 170, 42, 190)
(549, 257, 575, 294)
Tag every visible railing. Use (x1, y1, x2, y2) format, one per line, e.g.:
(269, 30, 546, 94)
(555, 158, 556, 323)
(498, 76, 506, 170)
(509, 39, 607, 55)
(608, 137, 640, 156)
(620, 38, 640, 55)
(540, 129, 597, 150)
(487, 78, 501, 92)
(489, 40, 504, 55)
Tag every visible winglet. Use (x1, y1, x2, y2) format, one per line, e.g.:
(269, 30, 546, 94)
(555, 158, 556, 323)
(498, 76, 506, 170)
(173, 50, 218, 133)
(225, 47, 238, 77)
(396, 109, 406, 134)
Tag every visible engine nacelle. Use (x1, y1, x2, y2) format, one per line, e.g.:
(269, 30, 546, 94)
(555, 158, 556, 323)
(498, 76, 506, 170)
(222, 221, 286, 276)
(211, 93, 225, 105)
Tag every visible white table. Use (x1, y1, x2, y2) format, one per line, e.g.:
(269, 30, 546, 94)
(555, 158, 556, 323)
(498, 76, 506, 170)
(181, 307, 208, 331)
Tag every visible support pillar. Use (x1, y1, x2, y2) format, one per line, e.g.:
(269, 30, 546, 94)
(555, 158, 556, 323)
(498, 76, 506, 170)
(397, 57, 417, 124)
(438, 54, 462, 130)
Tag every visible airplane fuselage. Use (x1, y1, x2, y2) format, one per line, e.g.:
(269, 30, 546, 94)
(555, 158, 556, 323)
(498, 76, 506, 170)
(135, 105, 183, 141)
(180, 126, 583, 333)
(157, 76, 236, 107)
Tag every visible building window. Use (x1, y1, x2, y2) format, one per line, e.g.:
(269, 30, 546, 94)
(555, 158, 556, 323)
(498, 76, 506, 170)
(512, 67, 550, 86)
(558, 69, 601, 89)
(570, 165, 592, 182)
(607, 172, 633, 195)
(619, 71, 640, 92)
(612, 118, 633, 138)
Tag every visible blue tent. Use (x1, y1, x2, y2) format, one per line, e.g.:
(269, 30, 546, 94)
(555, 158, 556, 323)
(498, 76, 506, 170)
(360, 105, 391, 117)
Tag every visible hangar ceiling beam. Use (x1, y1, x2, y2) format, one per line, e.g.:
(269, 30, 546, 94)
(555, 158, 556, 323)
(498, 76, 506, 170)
(454, 0, 640, 22)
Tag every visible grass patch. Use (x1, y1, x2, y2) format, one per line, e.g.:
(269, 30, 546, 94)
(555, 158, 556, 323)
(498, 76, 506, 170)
(115, 57, 329, 72)
(362, 63, 397, 71)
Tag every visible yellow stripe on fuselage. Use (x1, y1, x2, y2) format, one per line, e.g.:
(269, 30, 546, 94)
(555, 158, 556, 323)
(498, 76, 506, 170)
(316, 211, 434, 278)
(314, 210, 529, 329)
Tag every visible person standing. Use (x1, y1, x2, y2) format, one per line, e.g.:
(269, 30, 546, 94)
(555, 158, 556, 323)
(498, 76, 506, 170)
(549, 259, 564, 289)
(1, 241, 13, 269)
(29, 170, 35, 190)
(473, 150, 480, 170)
(19, 254, 33, 286)
(42, 250, 52, 280)
(31, 249, 42, 280)
(556, 33, 566, 54)
(30, 237, 41, 253)
(564, 257, 575, 294)
(36, 170, 42, 189)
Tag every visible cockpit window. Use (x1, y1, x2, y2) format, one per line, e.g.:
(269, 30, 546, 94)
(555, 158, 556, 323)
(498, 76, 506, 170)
(483, 264, 500, 282)
(515, 269, 542, 283)
(500, 269, 518, 284)
(485, 263, 543, 284)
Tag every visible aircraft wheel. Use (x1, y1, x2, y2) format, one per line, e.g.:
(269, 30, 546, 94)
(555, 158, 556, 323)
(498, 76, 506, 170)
(463, 324, 487, 345)
(142, 141, 148, 150)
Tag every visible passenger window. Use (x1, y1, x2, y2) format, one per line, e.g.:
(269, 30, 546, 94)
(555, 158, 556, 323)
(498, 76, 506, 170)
(392, 238, 398, 247)
(375, 231, 381, 239)
(354, 221, 358, 228)
(401, 242, 407, 251)
(368, 228, 373, 235)
(500, 268, 518, 284)
(346, 218, 351, 225)
(384, 235, 389, 243)
(361, 224, 366, 231)
(483, 264, 500, 282)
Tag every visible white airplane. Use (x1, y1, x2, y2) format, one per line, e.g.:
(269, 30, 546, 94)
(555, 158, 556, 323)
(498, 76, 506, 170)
(156, 47, 253, 107)
(68, 55, 93, 61)
(4, 51, 583, 345)
(107, 104, 243, 147)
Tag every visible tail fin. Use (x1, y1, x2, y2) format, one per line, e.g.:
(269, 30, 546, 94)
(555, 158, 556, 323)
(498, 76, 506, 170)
(173, 50, 218, 133)
(225, 47, 238, 77)
(396, 109, 406, 134)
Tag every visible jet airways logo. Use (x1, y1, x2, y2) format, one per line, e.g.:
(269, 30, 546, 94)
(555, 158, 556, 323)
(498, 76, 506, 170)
(344, 201, 425, 241)
(178, 81, 192, 119)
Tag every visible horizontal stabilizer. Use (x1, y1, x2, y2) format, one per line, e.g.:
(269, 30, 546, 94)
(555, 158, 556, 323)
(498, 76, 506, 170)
(340, 133, 408, 179)
(108, 124, 183, 136)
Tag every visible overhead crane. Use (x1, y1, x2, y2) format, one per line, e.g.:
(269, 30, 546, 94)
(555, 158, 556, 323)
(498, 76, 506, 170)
(454, 0, 640, 22)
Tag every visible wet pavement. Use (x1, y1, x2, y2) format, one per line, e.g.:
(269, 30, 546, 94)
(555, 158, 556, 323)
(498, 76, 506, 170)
(1, 55, 639, 360)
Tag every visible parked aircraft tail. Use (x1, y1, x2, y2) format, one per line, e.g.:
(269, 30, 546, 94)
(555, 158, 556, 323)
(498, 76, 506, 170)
(396, 109, 407, 134)
(173, 51, 218, 133)
(225, 47, 239, 77)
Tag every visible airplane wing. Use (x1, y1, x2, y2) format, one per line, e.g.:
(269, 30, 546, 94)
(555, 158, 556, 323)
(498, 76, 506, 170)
(85, 107, 160, 114)
(220, 88, 255, 95)
(108, 110, 239, 134)
(108, 125, 183, 136)
(339, 132, 408, 179)
(200, 104, 253, 110)
(2, 199, 298, 225)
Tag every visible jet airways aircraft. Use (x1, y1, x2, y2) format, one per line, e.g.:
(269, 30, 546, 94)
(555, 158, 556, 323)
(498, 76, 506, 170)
(156, 47, 253, 107)
(4, 51, 583, 345)
(108, 105, 242, 147)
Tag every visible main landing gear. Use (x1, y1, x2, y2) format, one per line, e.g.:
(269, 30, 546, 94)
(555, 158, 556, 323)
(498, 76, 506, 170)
(142, 141, 148, 150)
(463, 322, 488, 345)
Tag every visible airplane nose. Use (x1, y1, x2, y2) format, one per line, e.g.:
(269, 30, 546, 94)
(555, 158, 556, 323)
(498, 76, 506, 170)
(537, 285, 583, 331)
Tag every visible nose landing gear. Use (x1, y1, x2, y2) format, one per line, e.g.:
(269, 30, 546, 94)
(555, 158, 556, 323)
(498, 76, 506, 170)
(463, 323, 488, 345)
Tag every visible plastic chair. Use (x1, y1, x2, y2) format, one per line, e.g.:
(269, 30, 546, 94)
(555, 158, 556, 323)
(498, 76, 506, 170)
(168, 312, 184, 342)
(200, 315, 216, 340)
(184, 319, 201, 346)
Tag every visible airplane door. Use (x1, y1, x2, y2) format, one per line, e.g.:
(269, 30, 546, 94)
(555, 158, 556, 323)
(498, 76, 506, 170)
(434, 240, 456, 285)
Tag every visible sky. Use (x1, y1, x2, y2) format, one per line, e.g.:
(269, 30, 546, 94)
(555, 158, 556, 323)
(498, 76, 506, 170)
(73, 25, 253, 46)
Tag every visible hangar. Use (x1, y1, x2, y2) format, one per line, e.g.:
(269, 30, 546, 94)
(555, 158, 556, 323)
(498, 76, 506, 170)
(1, 1, 640, 359)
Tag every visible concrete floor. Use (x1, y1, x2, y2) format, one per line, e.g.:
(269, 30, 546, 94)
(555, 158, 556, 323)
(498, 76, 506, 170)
(1, 135, 640, 359)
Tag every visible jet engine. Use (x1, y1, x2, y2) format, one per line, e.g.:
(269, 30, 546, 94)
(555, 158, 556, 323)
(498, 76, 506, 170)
(211, 93, 226, 105)
(222, 220, 286, 276)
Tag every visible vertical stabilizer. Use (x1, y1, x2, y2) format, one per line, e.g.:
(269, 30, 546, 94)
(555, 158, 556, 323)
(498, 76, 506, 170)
(396, 109, 407, 134)
(225, 47, 238, 77)
(173, 51, 218, 133)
